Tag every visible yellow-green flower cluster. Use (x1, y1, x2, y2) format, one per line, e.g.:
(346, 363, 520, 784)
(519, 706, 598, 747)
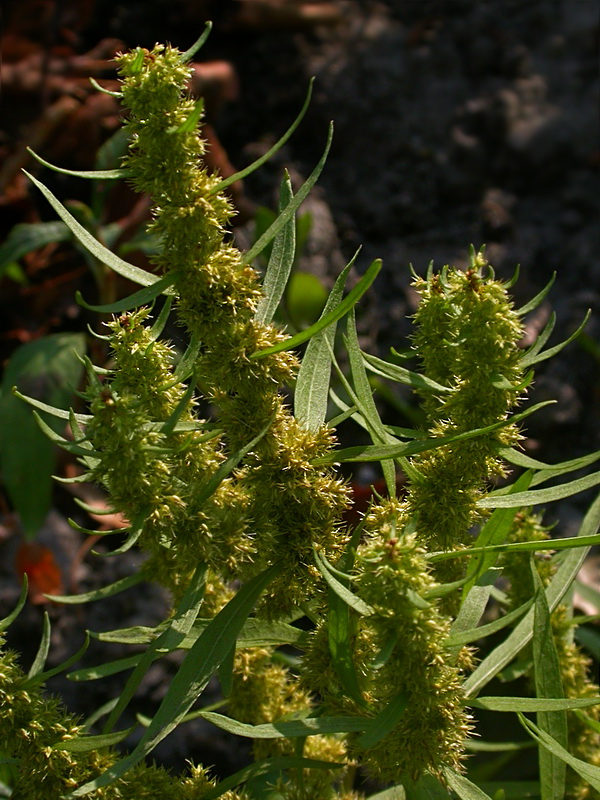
(0, 636, 247, 799)
(84, 308, 253, 599)
(112, 43, 350, 612)
(302, 500, 471, 783)
(407, 255, 525, 553)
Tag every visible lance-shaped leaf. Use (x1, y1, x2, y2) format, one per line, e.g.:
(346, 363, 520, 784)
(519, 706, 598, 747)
(52, 727, 136, 753)
(76, 271, 178, 313)
(470, 696, 600, 712)
(24, 170, 159, 286)
(102, 563, 207, 734)
(356, 692, 408, 749)
(531, 560, 567, 800)
(463, 491, 600, 697)
(295, 254, 358, 431)
(314, 547, 374, 617)
(313, 402, 553, 465)
(251, 258, 382, 358)
(255, 173, 296, 325)
(46, 572, 144, 604)
(520, 311, 590, 368)
(214, 80, 313, 194)
(518, 714, 600, 791)
(198, 711, 368, 739)
(478, 469, 600, 508)
(243, 123, 332, 265)
(66, 563, 280, 797)
(27, 148, 129, 179)
(441, 768, 494, 800)
(0, 577, 28, 631)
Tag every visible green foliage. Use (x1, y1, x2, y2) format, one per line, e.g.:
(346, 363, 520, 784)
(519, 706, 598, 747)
(0, 333, 85, 538)
(1, 35, 599, 800)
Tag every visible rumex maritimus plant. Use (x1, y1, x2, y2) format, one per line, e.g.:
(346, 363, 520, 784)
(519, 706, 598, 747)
(2, 28, 600, 800)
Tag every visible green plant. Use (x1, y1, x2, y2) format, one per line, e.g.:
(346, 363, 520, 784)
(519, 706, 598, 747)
(0, 126, 158, 543)
(2, 31, 600, 800)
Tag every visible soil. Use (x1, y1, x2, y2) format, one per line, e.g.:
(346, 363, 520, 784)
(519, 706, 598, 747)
(0, 0, 599, 790)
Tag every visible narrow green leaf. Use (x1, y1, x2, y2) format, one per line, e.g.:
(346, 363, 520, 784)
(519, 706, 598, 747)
(520, 310, 590, 368)
(103, 563, 207, 734)
(531, 561, 567, 800)
(199, 711, 368, 739)
(356, 692, 408, 749)
(442, 768, 493, 800)
(24, 170, 159, 286)
(52, 726, 135, 752)
(465, 740, 535, 752)
(26, 633, 89, 688)
(516, 274, 556, 315)
(66, 564, 280, 797)
(149, 296, 173, 341)
(218, 642, 236, 698)
(250, 258, 382, 358)
(243, 123, 332, 265)
(10, 391, 91, 425)
(0, 576, 28, 631)
(72, 498, 119, 517)
(201, 756, 343, 800)
(159, 382, 195, 437)
(254, 173, 296, 325)
(69, 654, 142, 683)
(45, 572, 144, 604)
(27, 611, 51, 679)
(32, 411, 98, 457)
(403, 773, 449, 799)
(76, 272, 178, 312)
(518, 713, 600, 791)
(180, 21, 213, 62)
(574, 578, 600, 613)
(92, 523, 143, 557)
(314, 402, 553, 465)
(89, 77, 122, 97)
(446, 596, 534, 648)
(463, 491, 600, 697)
(469, 696, 600, 712)
(345, 307, 397, 496)
(362, 352, 451, 394)
(313, 547, 374, 617)
(170, 331, 202, 384)
(1, 333, 86, 538)
(430, 533, 600, 562)
(477, 469, 600, 508)
(294, 260, 358, 424)
(462, 472, 533, 596)
(327, 568, 367, 706)
(213, 80, 313, 194)
(366, 788, 406, 800)
(26, 148, 128, 179)
(497, 446, 600, 479)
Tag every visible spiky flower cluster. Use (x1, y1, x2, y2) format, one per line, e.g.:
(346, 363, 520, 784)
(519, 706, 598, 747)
(82, 308, 253, 599)
(0, 636, 247, 799)
(406, 255, 525, 553)
(301, 500, 471, 784)
(109, 43, 350, 613)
